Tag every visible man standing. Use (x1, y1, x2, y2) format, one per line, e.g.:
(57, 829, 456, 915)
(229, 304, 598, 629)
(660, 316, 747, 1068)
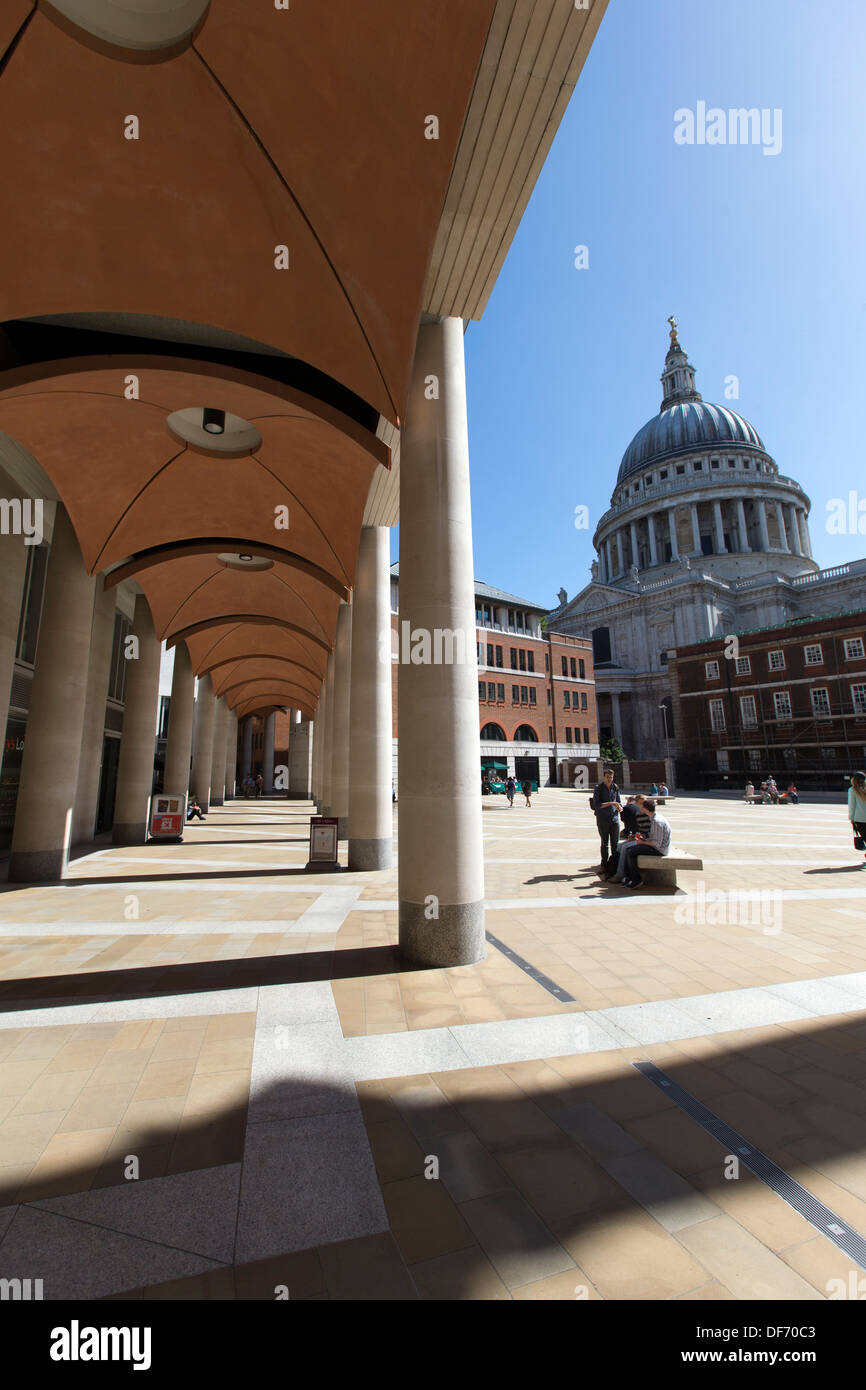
(591, 766, 622, 878)
(620, 797, 671, 888)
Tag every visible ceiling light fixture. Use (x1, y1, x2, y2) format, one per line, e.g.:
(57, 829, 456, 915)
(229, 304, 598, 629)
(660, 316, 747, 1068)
(202, 408, 226, 435)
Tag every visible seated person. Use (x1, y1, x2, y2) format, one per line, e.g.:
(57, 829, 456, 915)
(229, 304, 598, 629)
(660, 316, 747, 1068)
(610, 796, 651, 880)
(785, 782, 798, 804)
(187, 796, 206, 821)
(745, 781, 756, 801)
(619, 798, 671, 888)
(659, 782, 669, 796)
(650, 783, 659, 796)
(620, 796, 641, 835)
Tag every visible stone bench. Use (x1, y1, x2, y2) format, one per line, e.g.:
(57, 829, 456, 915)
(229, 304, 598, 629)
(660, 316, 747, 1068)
(745, 795, 791, 805)
(636, 847, 702, 890)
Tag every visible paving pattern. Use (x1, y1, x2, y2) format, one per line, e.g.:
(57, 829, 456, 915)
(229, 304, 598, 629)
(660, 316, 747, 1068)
(1, 791, 865, 1299)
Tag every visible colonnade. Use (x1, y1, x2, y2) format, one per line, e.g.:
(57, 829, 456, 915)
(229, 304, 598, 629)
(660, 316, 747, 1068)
(597, 494, 812, 582)
(0, 318, 485, 968)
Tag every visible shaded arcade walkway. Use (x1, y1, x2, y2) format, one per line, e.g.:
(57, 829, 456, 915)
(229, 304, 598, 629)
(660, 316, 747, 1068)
(1, 793, 866, 1298)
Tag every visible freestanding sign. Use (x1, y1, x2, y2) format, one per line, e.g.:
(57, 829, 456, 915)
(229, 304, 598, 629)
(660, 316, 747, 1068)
(304, 816, 340, 872)
(149, 794, 186, 842)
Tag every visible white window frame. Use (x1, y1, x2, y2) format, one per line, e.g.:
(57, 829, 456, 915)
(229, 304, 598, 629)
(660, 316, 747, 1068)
(843, 637, 865, 661)
(709, 698, 726, 732)
(705, 660, 720, 680)
(852, 684, 866, 716)
(810, 687, 831, 720)
(735, 655, 751, 676)
(739, 694, 758, 728)
(773, 690, 793, 721)
(804, 644, 824, 667)
(768, 649, 785, 671)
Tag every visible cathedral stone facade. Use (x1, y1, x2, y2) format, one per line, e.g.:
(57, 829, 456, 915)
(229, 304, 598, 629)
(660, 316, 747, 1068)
(550, 322, 866, 760)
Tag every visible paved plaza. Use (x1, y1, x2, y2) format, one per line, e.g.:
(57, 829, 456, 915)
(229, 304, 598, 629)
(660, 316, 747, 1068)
(1, 790, 865, 1299)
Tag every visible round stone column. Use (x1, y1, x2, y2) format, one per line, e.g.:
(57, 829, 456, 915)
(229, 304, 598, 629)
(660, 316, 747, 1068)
(72, 580, 117, 844)
(112, 593, 161, 844)
(241, 715, 254, 780)
(349, 526, 393, 870)
(397, 316, 485, 967)
(289, 712, 312, 798)
(0, 521, 27, 763)
(190, 673, 215, 810)
(321, 654, 336, 816)
(9, 506, 96, 881)
(225, 708, 239, 797)
(210, 697, 229, 805)
(262, 710, 276, 793)
(331, 602, 352, 838)
(163, 640, 195, 796)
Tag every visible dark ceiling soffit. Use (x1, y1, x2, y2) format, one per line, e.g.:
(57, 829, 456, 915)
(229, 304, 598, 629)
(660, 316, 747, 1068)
(102, 539, 351, 600)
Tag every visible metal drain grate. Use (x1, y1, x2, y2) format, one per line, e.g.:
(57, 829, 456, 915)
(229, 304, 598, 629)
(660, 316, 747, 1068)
(485, 931, 576, 1003)
(634, 1059, 866, 1272)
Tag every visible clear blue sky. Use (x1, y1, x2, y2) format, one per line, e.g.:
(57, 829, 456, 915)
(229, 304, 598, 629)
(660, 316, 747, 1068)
(447, 0, 866, 609)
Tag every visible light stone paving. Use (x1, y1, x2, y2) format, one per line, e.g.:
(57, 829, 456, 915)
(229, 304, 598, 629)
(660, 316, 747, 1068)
(1, 791, 865, 1299)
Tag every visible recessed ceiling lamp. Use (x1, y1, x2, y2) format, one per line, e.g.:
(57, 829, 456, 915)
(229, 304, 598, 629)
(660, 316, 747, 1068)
(166, 408, 262, 458)
(202, 408, 226, 435)
(217, 552, 274, 572)
(44, 1, 211, 54)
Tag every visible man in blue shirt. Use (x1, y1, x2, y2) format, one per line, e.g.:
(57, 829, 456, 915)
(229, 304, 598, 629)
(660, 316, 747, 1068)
(591, 767, 622, 877)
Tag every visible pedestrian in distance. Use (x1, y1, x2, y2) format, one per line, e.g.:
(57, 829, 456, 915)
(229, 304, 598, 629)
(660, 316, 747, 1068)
(505, 775, 515, 807)
(522, 779, 532, 808)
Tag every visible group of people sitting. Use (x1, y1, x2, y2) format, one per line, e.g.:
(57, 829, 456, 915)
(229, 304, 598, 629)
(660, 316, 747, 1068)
(744, 777, 798, 804)
(590, 768, 671, 888)
(239, 774, 264, 798)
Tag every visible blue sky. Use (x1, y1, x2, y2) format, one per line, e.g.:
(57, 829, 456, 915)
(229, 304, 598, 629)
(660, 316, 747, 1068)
(450, 0, 866, 608)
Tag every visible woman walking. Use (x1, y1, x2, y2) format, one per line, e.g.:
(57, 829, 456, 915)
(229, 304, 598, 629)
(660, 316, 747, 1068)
(521, 779, 532, 808)
(848, 771, 866, 865)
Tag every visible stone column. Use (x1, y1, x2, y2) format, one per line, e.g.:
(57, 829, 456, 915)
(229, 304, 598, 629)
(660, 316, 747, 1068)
(330, 601, 352, 838)
(774, 500, 789, 551)
(610, 691, 624, 745)
(736, 497, 750, 551)
(241, 715, 254, 781)
(289, 717, 313, 798)
(0, 525, 27, 765)
(262, 710, 276, 793)
(757, 498, 771, 551)
(799, 509, 813, 558)
(71, 579, 116, 844)
(349, 525, 393, 869)
(786, 503, 803, 556)
(629, 519, 639, 569)
(647, 514, 658, 567)
(313, 681, 326, 810)
(712, 499, 726, 555)
(163, 640, 195, 796)
(225, 708, 238, 797)
(321, 653, 336, 815)
(112, 593, 161, 844)
(494, 605, 508, 630)
(615, 529, 624, 577)
(397, 316, 484, 966)
(690, 502, 701, 554)
(9, 506, 95, 880)
(668, 509, 679, 560)
(190, 673, 216, 810)
(210, 697, 229, 805)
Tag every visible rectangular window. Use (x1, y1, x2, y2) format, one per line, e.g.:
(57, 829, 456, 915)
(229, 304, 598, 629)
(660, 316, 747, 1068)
(739, 694, 758, 728)
(546, 690, 551, 706)
(486, 643, 494, 667)
(581, 692, 588, 710)
(561, 657, 567, 676)
(748, 748, 762, 770)
(519, 650, 526, 672)
(804, 644, 823, 666)
(511, 685, 519, 702)
(529, 688, 537, 705)
(811, 688, 831, 719)
(520, 685, 528, 704)
(495, 645, 503, 668)
(773, 690, 792, 720)
(563, 691, 570, 708)
(527, 651, 534, 673)
(844, 638, 864, 661)
(565, 728, 572, 743)
(705, 660, 720, 680)
(709, 698, 726, 732)
(548, 726, 553, 742)
(570, 658, 576, 678)
(478, 681, 486, 701)
(497, 683, 504, 702)
(544, 652, 549, 671)
(509, 647, 517, 670)
(768, 649, 785, 671)
(735, 656, 751, 676)
(579, 659, 585, 679)
(852, 684, 866, 715)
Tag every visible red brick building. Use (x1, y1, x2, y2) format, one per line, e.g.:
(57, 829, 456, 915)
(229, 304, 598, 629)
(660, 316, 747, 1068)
(390, 568, 600, 788)
(669, 610, 866, 790)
